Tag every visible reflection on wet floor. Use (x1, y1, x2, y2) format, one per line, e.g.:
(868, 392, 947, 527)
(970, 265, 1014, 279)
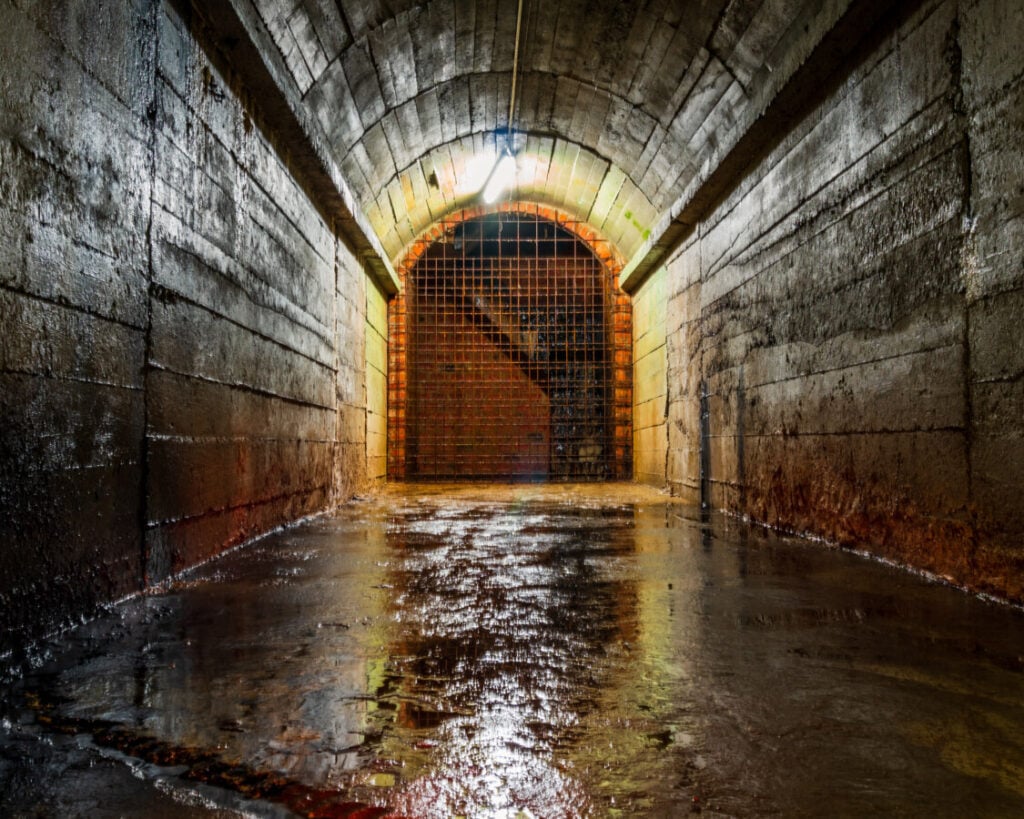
(3, 483, 1024, 817)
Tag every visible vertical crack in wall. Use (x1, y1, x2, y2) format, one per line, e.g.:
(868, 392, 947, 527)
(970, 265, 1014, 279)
(140, 0, 162, 587)
(663, 314, 671, 489)
(948, 8, 977, 532)
(736, 365, 746, 514)
(699, 378, 710, 512)
(334, 221, 342, 506)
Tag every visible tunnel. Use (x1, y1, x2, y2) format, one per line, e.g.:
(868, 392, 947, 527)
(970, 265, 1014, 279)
(1, 0, 1024, 814)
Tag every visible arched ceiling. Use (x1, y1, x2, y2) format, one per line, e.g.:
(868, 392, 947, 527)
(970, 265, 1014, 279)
(225, 0, 857, 273)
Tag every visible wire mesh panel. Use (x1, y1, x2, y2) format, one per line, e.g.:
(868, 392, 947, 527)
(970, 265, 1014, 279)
(389, 207, 631, 481)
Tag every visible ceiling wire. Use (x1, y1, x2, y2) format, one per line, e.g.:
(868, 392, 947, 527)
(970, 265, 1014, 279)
(507, 0, 525, 146)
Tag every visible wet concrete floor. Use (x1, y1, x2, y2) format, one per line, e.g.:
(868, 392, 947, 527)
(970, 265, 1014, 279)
(3, 483, 1024, 817)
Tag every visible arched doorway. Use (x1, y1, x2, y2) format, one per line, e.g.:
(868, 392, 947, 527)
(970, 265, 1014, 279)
(389, 205, 631, 481)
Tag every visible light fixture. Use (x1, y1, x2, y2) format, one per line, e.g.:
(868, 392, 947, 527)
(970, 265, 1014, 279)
(482, 147, 517, 203)
(477, 0, 524, 204)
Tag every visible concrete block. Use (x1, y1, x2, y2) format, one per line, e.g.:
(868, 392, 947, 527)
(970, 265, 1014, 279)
(634, 397, 666, 432)
(969, 289, 1024, 382)
(336, 403, 367, 446)
(1, 372, 144, 475)
(337, 361, 364, 406)
(343, 43, 386, 129)
(745, 343, 966, 436)
(366, 407, 387, 438)
(146, 437, 333, 524)
(0, 292, 145, 388)
(972, 378, 1024, 439)
(961, 0, 1024, 102)
(151, 226, 335, 367)
(148, 370, 334, 441)
(366, 324, 388, 374)
(149, 292, 335, 409)
(146, 484, 330, 580)
(972, 434, 1024, 534)
(0, 460, 143, 653)
(966, 83, 1024, 300)
(287, 5, 330, 84)
(743, 429, 971, 537)
(310, 59, 363, 155)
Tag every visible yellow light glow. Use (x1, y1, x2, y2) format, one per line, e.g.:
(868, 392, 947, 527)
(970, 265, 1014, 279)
(458, 151, 498, 196)
(483, 153, 517, 203)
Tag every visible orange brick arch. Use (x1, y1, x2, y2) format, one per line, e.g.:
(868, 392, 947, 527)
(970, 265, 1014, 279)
(387, 202, 632, 481)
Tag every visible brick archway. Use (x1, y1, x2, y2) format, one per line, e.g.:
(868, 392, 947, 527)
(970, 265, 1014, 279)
(388, 203, 631, 481)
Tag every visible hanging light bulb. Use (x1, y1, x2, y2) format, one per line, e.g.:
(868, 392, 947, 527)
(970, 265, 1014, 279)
(482, 149, 517, 203)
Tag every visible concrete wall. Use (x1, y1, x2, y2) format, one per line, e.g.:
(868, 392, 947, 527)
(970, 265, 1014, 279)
(146, 4, 340, 578)
(0, 0, 154, 656)
(665, 237, 704, 507)
(660, 0, 1024, 600)
(961, 0, 1024, 594)
(334, 237, 368, 499)
(366, 275, 389, 483)
(632, 266, 668, 486)
(0, 0, 384, 658)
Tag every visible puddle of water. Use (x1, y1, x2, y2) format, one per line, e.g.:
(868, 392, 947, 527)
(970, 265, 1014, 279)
(3, 484, 1024, 817)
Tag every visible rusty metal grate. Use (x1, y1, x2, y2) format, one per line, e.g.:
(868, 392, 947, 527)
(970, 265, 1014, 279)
(389, 207, 631, 481)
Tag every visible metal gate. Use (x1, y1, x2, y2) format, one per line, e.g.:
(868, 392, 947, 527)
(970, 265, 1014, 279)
(389, 208, 631, 481)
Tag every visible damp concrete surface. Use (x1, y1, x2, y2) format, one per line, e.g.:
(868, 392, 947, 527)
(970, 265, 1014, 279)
(2, 483, 1024, 817)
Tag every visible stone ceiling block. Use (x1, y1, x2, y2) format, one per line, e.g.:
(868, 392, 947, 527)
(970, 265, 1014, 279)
(239, 0, 861, 272)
